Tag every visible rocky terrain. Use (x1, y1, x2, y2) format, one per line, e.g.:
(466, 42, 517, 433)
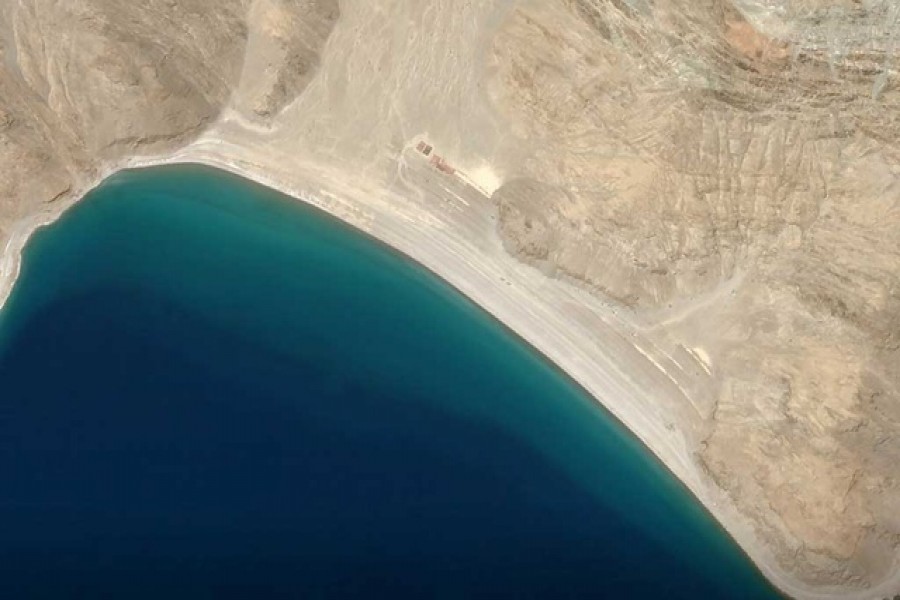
(489, 0, 900, 589)
(1, 0, 899, 597)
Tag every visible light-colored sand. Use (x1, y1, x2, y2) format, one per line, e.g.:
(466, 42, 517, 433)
(0, 122, 896, 599)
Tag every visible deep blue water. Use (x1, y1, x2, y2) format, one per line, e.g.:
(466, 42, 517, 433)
(0, 165, 781, 599)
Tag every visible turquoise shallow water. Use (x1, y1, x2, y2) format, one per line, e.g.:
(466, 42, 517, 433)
(0, 165, 782, 598)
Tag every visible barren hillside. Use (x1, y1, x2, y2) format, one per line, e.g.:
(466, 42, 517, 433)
(489, 0, 900, 588)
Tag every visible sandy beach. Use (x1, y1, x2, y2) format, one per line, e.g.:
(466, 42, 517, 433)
(3, 122, 896, 599)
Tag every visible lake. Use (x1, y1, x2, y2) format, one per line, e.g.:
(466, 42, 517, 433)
(0, 165, 782, 598)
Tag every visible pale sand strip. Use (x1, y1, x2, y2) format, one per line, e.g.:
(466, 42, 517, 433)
(1, 133, 897, 600)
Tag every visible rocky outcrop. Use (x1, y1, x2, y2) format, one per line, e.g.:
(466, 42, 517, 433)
(235, 0, 340, 118)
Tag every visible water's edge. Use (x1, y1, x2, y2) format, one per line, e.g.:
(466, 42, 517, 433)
(0, 155, 816, 599)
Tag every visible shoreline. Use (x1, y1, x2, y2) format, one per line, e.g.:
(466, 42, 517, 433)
(0, 141, 896, 600)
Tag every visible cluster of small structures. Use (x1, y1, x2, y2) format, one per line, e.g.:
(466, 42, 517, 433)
(415, 140, 432, 156)
(416, 140, 456, 175)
